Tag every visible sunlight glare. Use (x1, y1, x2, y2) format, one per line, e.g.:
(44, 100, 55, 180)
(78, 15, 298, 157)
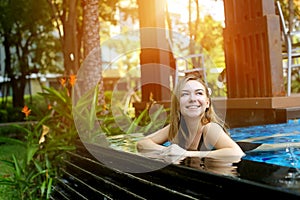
(166, 0, 224, 23)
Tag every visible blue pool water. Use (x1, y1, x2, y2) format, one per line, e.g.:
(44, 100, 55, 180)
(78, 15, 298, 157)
(229, 119, 300, 169)
(108, 119, 300, 170)
(107, 120, 300, 195)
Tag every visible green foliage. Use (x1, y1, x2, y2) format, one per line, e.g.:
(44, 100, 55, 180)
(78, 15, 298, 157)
(5, 107, 24, 122)
(291, 69, 300, 93)
(25, 95, 49, 121)
(0, 94, 48, 123)
(0, 96, 24, 122)
(0, 143, 26, 200)
(0, 76, 170, 199)
(0, 124, 27, 140)
(99, 0, 120, 25)
(0, 126, 54, 200)
(0, 0, 63, 107)
(73, 83, 170, 143)
(0, 83, 77, 199)
(121, 103, 170, 135)
(0, 109, 8, 122)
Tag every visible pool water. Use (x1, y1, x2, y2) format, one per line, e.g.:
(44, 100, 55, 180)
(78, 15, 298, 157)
(229, 119, 300, 169)
(108, 119, 300, 170)
(105, 120, 300, 195)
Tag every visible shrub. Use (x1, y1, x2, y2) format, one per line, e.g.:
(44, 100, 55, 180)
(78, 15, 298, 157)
(0, 76, 78, 199)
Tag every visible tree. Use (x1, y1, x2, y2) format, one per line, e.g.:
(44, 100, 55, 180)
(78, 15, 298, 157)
(46, 0, 121, 108)
(0, 0, 61, 108)
(46, 0, 80, 76)
(46, 0, 121, 76)
(82, 0, 105, 107)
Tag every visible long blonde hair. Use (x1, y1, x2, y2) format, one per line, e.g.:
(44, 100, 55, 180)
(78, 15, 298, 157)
(168, 74, 228, 144)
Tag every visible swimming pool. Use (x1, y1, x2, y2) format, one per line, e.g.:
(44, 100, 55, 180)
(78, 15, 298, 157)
(108, 119, 300, 170)
(229, 119, 300, 169)
(102, 120, 300, 196)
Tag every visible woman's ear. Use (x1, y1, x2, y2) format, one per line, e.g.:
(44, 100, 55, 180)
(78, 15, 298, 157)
(205, 99, 210, 112)
(206, 98, 210, 108)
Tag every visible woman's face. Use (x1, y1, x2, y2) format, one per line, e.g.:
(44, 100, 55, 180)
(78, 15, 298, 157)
(179, 80, 210, 119)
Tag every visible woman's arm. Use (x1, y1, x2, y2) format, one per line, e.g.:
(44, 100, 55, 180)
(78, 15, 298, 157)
(136, 124, 170, 152)
(185, 123, 245, 158)
(184, 148, 244, 158)
(137, 123, 244, 162)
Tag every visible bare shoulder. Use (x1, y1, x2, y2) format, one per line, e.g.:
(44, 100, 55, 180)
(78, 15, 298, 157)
(203, 122, 224, 132)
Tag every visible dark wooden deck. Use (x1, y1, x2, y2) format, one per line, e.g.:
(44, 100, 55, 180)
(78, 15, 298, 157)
(134, 94, 300, 128)
(213, 94, 300, 128)
(50, 141, 300, 200)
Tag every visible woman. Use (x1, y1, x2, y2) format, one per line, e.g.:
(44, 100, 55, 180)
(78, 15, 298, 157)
(136, 74, 245, 161)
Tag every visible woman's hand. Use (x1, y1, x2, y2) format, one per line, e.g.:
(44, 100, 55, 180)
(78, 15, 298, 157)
(160, 144, 187, 163)
(138, 144, 186, 164)
(161, 144, 186, 156)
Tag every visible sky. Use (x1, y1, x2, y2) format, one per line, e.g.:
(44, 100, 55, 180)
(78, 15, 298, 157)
(166, 0, 225, 23)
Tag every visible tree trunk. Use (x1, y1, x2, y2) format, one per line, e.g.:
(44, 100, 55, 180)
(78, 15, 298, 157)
(47, 0, 79, 76)
(3, 34, 12, 104)
(82, 0, 105, 108)
(288, 0, 294, 32)
(64, 0, 79, 75)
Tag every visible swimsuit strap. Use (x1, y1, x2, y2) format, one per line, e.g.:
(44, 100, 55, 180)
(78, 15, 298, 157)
(197, 133, 204, 150)
(197, 126, 210, 151)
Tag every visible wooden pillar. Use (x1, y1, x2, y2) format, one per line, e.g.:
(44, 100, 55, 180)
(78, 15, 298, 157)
(223, 0, 285, 98)
(137, 0, 176, 102)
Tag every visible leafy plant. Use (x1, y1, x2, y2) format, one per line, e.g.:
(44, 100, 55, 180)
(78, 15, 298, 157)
(0, 73, 171, 199)
(0, 76, 78, 199)
(73, 83, 170, 141)
(0, 122, 54, 199)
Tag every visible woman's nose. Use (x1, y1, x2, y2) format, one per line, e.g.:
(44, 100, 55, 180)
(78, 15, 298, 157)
(189, 93, 197, 101)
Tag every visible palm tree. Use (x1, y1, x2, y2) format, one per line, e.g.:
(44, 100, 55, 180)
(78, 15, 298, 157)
(82, 0, 106, 109)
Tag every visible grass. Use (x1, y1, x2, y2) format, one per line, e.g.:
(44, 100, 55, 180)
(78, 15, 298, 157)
(0, 143, 26, 200)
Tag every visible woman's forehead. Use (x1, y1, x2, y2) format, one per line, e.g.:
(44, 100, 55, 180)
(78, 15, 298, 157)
(182, 80, 205, 90)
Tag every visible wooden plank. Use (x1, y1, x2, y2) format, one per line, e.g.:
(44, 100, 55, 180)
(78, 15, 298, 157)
(223, 0, 284, 97)
(212, 96, 300, 109)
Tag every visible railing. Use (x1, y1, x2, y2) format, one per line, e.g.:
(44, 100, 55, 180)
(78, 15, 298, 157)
(175, 54, 207, 84)
(276, 1, 300, 96)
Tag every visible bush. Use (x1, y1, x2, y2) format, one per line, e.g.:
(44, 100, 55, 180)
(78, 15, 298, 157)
(0, 78, 78, 199)
(0, 124, 27, 139)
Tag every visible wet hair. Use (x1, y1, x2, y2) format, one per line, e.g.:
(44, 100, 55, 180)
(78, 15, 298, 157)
(168, 74, 229, 145)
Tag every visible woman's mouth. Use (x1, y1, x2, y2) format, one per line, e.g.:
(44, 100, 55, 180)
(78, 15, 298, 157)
(186, 105, 200, 109)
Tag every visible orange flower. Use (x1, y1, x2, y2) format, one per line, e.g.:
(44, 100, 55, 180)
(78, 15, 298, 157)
(22, 105, 31, 117)
(69, 74, 76, 87)
(60, 77, 66, 87)
(48, 104, 52, 110)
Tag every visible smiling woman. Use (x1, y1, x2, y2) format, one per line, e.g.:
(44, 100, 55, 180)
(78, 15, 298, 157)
(136, 74, 245, 162)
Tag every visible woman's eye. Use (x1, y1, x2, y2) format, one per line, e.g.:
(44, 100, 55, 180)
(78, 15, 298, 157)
(181, 93, 189, 96)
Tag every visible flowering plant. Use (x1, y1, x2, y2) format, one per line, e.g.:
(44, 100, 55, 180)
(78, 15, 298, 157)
(0, 75, 78, 199)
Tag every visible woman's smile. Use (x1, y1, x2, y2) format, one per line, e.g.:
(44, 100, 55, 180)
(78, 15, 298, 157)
(185, 105, 200, 109)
